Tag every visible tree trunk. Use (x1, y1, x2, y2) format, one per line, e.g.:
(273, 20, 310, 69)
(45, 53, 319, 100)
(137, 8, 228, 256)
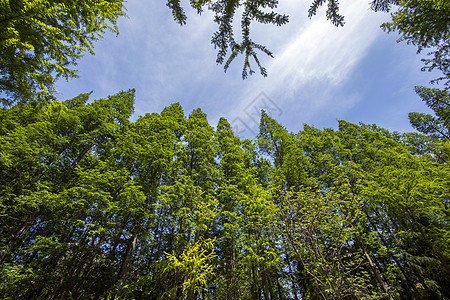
(356, 236, 394, 300)
(367, 214, 418, 298)
(0, 210, 38, 264)
(119, 218, 141, 280)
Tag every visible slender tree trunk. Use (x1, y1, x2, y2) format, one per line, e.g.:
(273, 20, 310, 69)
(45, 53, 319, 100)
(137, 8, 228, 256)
(0, 210, 38, 264)
(119, 218, 141, 280)
(356, 236, 394, 300)
(277, 278, 283, 300)
(58, 143, 94, 185)
(261, 264, 274, 300)
(172, 270, 180, 300)
(119, 191, 156, 281)
(367, 214, 418, 298)
(109, 217, 129, 262)
(283, 245, 299, 300)
(231, 237, 236, 299)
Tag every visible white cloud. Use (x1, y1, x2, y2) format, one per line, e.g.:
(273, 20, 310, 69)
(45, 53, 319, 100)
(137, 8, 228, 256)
(214, 0, 392, 133)
(55, 0, 426, 133)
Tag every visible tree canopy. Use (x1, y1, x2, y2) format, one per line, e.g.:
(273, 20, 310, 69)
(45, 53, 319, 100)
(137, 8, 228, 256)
(409, 86, 450, 140)
(0, 96, 449, 299)
(0, 0, 125, 105)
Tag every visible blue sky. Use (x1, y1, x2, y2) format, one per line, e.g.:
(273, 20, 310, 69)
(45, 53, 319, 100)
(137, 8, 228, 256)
(55, 0, 439, 138)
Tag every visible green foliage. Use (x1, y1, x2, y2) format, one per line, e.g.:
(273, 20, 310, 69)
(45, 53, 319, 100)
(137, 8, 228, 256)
(167, 0, 289, 78)
(0, 0, 125, 105)
(0, 89, 135, 298)
(280, 190, 380, 299)
(382, 0, 450, 87)
(308, 0, 345, 26)
(164, 238, 216, 298)
(409, 86, 450, 140)
(1, 94, 449, 298)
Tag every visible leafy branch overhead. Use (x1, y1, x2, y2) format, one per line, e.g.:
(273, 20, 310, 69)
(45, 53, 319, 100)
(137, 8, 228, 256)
(166, 0, 349, 78)
(167, 0, 289, 79)
(409, 86, 450, 140)
(167, 0, 450, 87)
(165, 0, 383, 78)
(0, 0, 125, 105)
(382, 0, 450, 88)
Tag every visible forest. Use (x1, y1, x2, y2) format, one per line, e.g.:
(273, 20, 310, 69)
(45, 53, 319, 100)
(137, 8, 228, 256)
(0, 0, 449, 299)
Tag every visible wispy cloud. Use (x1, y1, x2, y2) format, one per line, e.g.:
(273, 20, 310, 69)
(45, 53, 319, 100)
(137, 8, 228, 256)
(54, 1, 429, 134)
(228, 0, 392, 134)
